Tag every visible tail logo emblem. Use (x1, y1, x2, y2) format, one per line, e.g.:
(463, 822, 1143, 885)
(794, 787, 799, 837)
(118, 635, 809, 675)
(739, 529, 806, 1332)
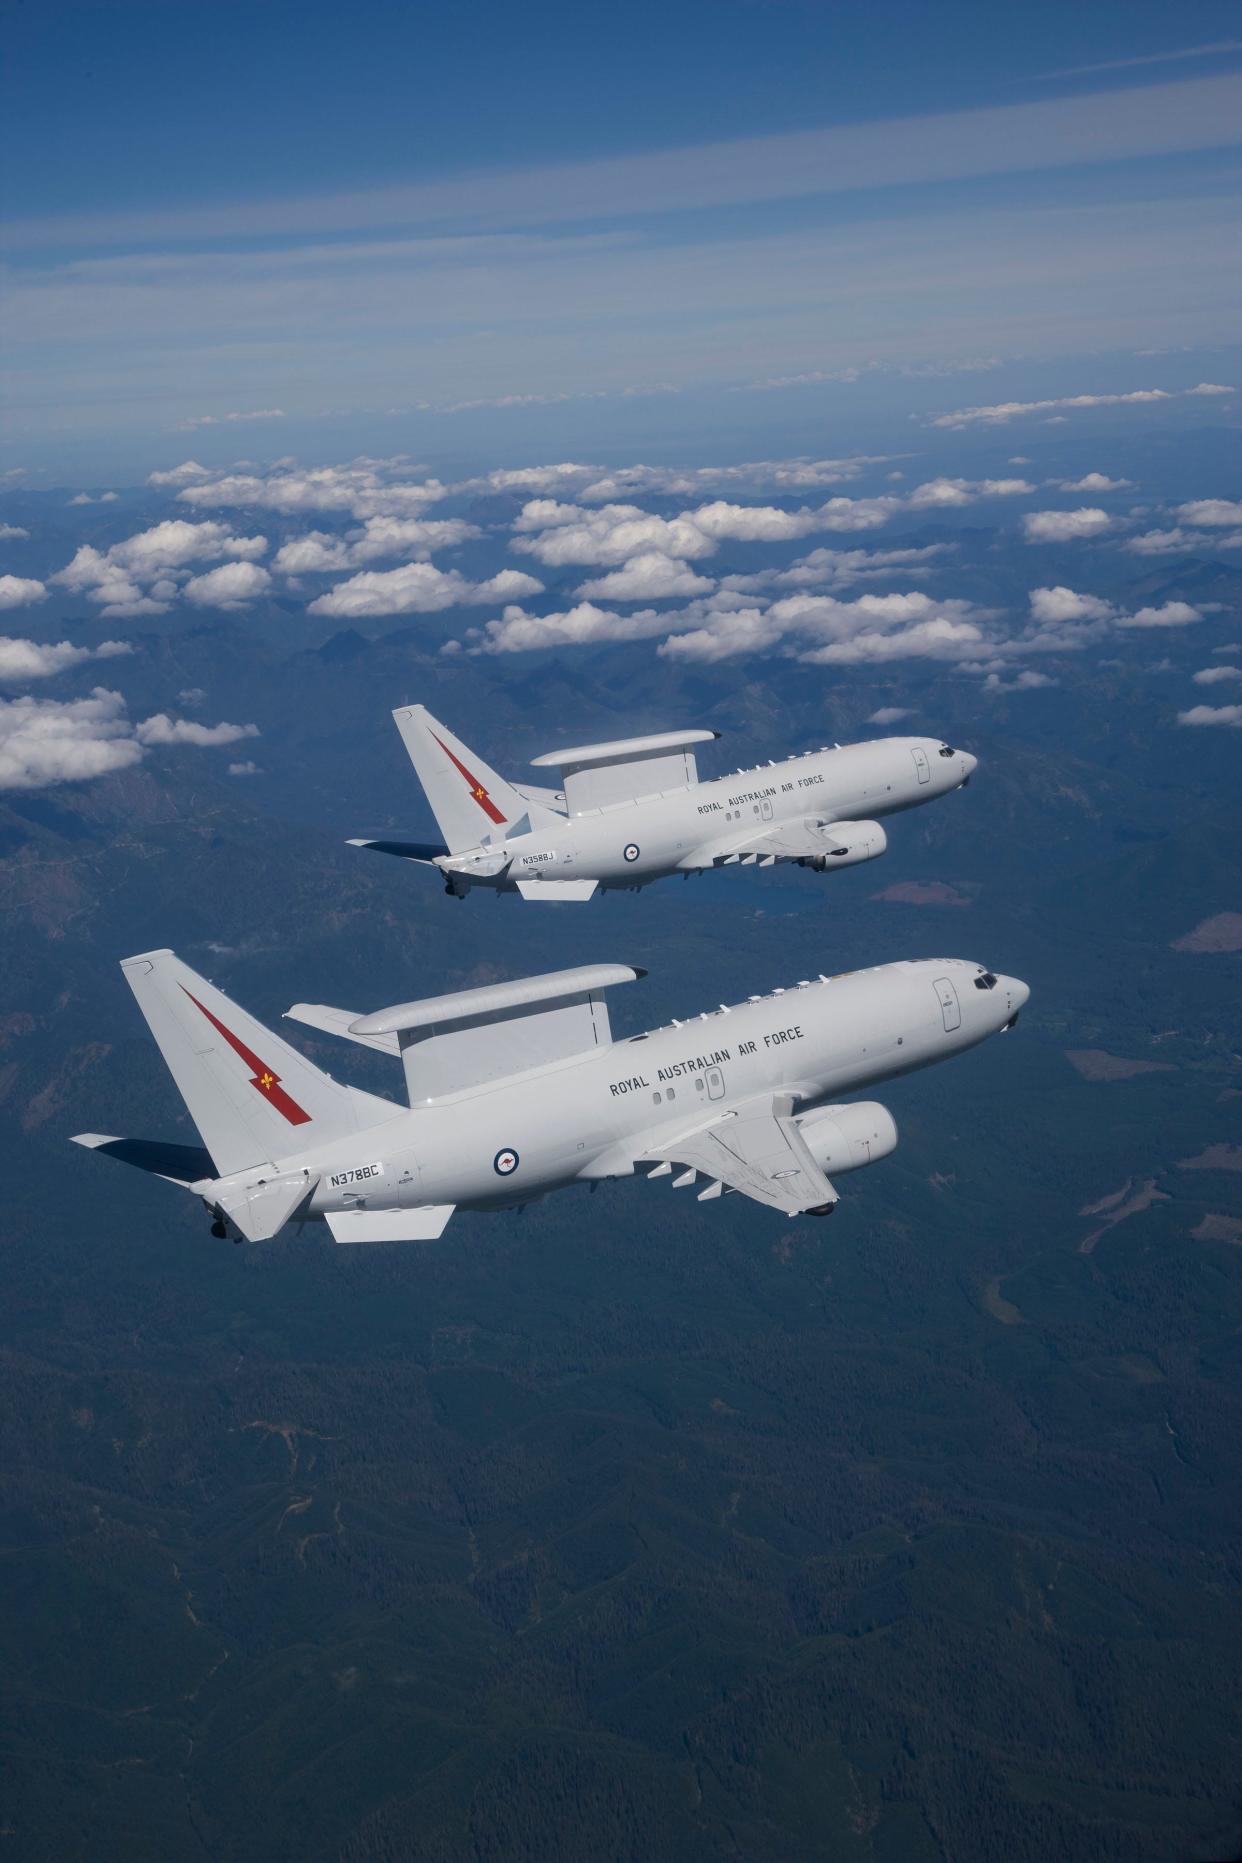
(180, 987, 311, 1125)
(432, 733, 507, 825)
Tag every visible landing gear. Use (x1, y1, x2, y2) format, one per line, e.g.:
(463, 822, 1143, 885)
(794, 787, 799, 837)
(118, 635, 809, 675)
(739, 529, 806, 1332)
(807, 1201, 838, 1218)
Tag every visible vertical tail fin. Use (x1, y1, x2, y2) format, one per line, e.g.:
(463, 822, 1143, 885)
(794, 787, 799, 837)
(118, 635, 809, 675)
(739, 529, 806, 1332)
(121, 950, 397, 1176)
(392, 705, 556, 853)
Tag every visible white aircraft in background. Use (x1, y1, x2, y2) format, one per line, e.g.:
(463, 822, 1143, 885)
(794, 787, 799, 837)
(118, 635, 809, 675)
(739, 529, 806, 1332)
(72, 947, 1027, 1244)
(350, 705, 977, 901)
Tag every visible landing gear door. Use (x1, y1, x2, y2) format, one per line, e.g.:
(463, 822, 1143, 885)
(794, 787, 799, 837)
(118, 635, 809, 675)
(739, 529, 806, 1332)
(911, 746, 931, 785)
(934, 977, 961, 1032)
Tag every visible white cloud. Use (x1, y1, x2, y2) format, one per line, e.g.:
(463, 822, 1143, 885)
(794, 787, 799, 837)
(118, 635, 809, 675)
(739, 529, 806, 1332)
(1023, 507, 1112, 542)
(1117, 600, 1201, 628)
(906, 476, 1033, 506)
(182, 561, 273, 610)
(178, 408, 285, 430)
(271, 514, 478, 575)
(1176, 498, 1242, 527)
(147, 460, 211, 486)
(511, 493, 902, 569)
(1127, 523, 1242, 553)
(0, 574, 48, 610)
(724, 544, 949, 594)
(178, 460, 447, 520)
(178, 686, 206, 706)
(798, 616, 986, 666)
(0, 524, 30, 541)
(929, 383, 1232, 429)
(657, 607, 787, 662)
(69, 493, 94, 506)
(867, 706, 912, 724)
(1028, 585, 1115, 623)
(1057, 473, 1134, 491)
(307, 562, 542, 618)
(982, 668, 1058, 691)
(470, 600, 671, 653)
(0, 636, 131, 683)
(227, 760, 263, 776)
(1177, 703, 1242, 727)
(1193, 665, 1242, 684)
(577, 553, 715, 600)
(0, 688, 145, 791)
(52, 520, 268, 615)
(136, 713, 260, 746)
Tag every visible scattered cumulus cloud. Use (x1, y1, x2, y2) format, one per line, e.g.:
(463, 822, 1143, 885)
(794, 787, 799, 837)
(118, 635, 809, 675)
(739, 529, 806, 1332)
(178, 408, 286, 430)
(1177, 703, 1242, 728)
(178, 459, 448, 519)
(906, 476, 1033, 506)
(1056, 473, 1134, 491)
(51, 519, 268, 615)
(228, 760, 263, 776)
(0, 636, 132, 683)
(1028, 586, 1201, 631)
(0, 687, 264, 790)
(867, 707, 912, 724)
(1176, 498, 1242, 527)
(182, 561, 272, 609)
(135, 713, 259, 747)
(1193, 665, 1242, 684)
(0, 575, 49, 610)
(577, 553, 715, 601)
(1023, 507, 1112, 543)
(0, 524, 31, 540)
(307, 564, 542, 618)
(0, 689, 144, 791)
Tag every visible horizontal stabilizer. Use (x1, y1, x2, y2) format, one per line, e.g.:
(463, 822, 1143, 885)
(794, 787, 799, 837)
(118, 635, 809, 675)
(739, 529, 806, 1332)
(348, 838, 449, 865)
(530, 728, 718, 815)
(207, 1171, 318, 1243)
(327, 1206, 455, 1244)
(515, 878, 599, 902)
(285, 1003, 400, 1056)
(70, 1132, 214, 1186)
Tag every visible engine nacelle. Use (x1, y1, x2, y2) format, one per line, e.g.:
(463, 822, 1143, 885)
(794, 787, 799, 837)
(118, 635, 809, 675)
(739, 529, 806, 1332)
(796, 1101, 898, 1175)
(804, 819, 887, 872)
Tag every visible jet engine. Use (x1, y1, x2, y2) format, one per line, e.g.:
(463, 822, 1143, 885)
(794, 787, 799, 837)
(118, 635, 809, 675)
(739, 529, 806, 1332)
(796, 1101, 898, 1174)
(803, 819, 887, 872)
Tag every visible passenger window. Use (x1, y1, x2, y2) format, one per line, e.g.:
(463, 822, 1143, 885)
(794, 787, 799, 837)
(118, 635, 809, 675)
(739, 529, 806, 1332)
(653, 1090, 662, 1103)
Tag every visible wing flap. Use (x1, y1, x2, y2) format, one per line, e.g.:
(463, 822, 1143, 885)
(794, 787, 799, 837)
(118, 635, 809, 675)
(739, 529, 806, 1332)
(686, 817, 886, 868)
(639, 1095, 837, 1216)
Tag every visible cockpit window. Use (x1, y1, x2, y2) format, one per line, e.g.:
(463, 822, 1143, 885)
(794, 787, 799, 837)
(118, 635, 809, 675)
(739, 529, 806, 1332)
(973, 971, 998, 991)
(939, 745, 956, 758)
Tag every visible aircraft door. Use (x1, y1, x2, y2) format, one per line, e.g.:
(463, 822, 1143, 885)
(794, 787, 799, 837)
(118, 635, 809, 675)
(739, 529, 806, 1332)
(911, 746, 931, 785)
(760, 798, 774, 822)
(933, 977, 961, 1032)
(706, 1067, 726, 1100)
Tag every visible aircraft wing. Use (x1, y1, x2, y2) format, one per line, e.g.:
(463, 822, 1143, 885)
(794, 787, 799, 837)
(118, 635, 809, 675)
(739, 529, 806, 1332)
(685, 815, 884, 868)
(638, 1094, 837, 1216)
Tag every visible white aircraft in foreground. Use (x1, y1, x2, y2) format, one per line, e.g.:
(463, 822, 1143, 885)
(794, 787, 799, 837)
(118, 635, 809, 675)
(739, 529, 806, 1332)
(72, 948, 1028, 1243)
(350, 705, 977, 901)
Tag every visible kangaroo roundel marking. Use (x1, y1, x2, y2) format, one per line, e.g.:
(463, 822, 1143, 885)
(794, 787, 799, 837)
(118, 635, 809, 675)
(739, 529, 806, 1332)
(623, 843, 640, 863)
(493, 1146, 519, 1177)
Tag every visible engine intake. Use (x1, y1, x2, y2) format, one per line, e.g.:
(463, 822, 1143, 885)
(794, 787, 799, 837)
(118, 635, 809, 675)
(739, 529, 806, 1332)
(796, 1101, 898, 1175)
(804, 819, 887, 872)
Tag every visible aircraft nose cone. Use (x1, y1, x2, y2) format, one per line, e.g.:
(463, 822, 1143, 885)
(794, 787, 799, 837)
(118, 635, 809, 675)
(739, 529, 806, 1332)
(1006, 977, 1030, 1013)
(959, 751, 978, 782)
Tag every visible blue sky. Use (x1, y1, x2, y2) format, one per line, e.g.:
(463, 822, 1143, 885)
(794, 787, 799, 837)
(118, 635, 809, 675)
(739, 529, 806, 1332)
(2, 1, 1241, 475)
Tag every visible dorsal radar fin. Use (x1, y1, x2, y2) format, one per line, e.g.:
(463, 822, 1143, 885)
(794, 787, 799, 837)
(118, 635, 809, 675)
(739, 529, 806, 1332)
(529, 729, 719, 815)
(350, 964, 645, 1102)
